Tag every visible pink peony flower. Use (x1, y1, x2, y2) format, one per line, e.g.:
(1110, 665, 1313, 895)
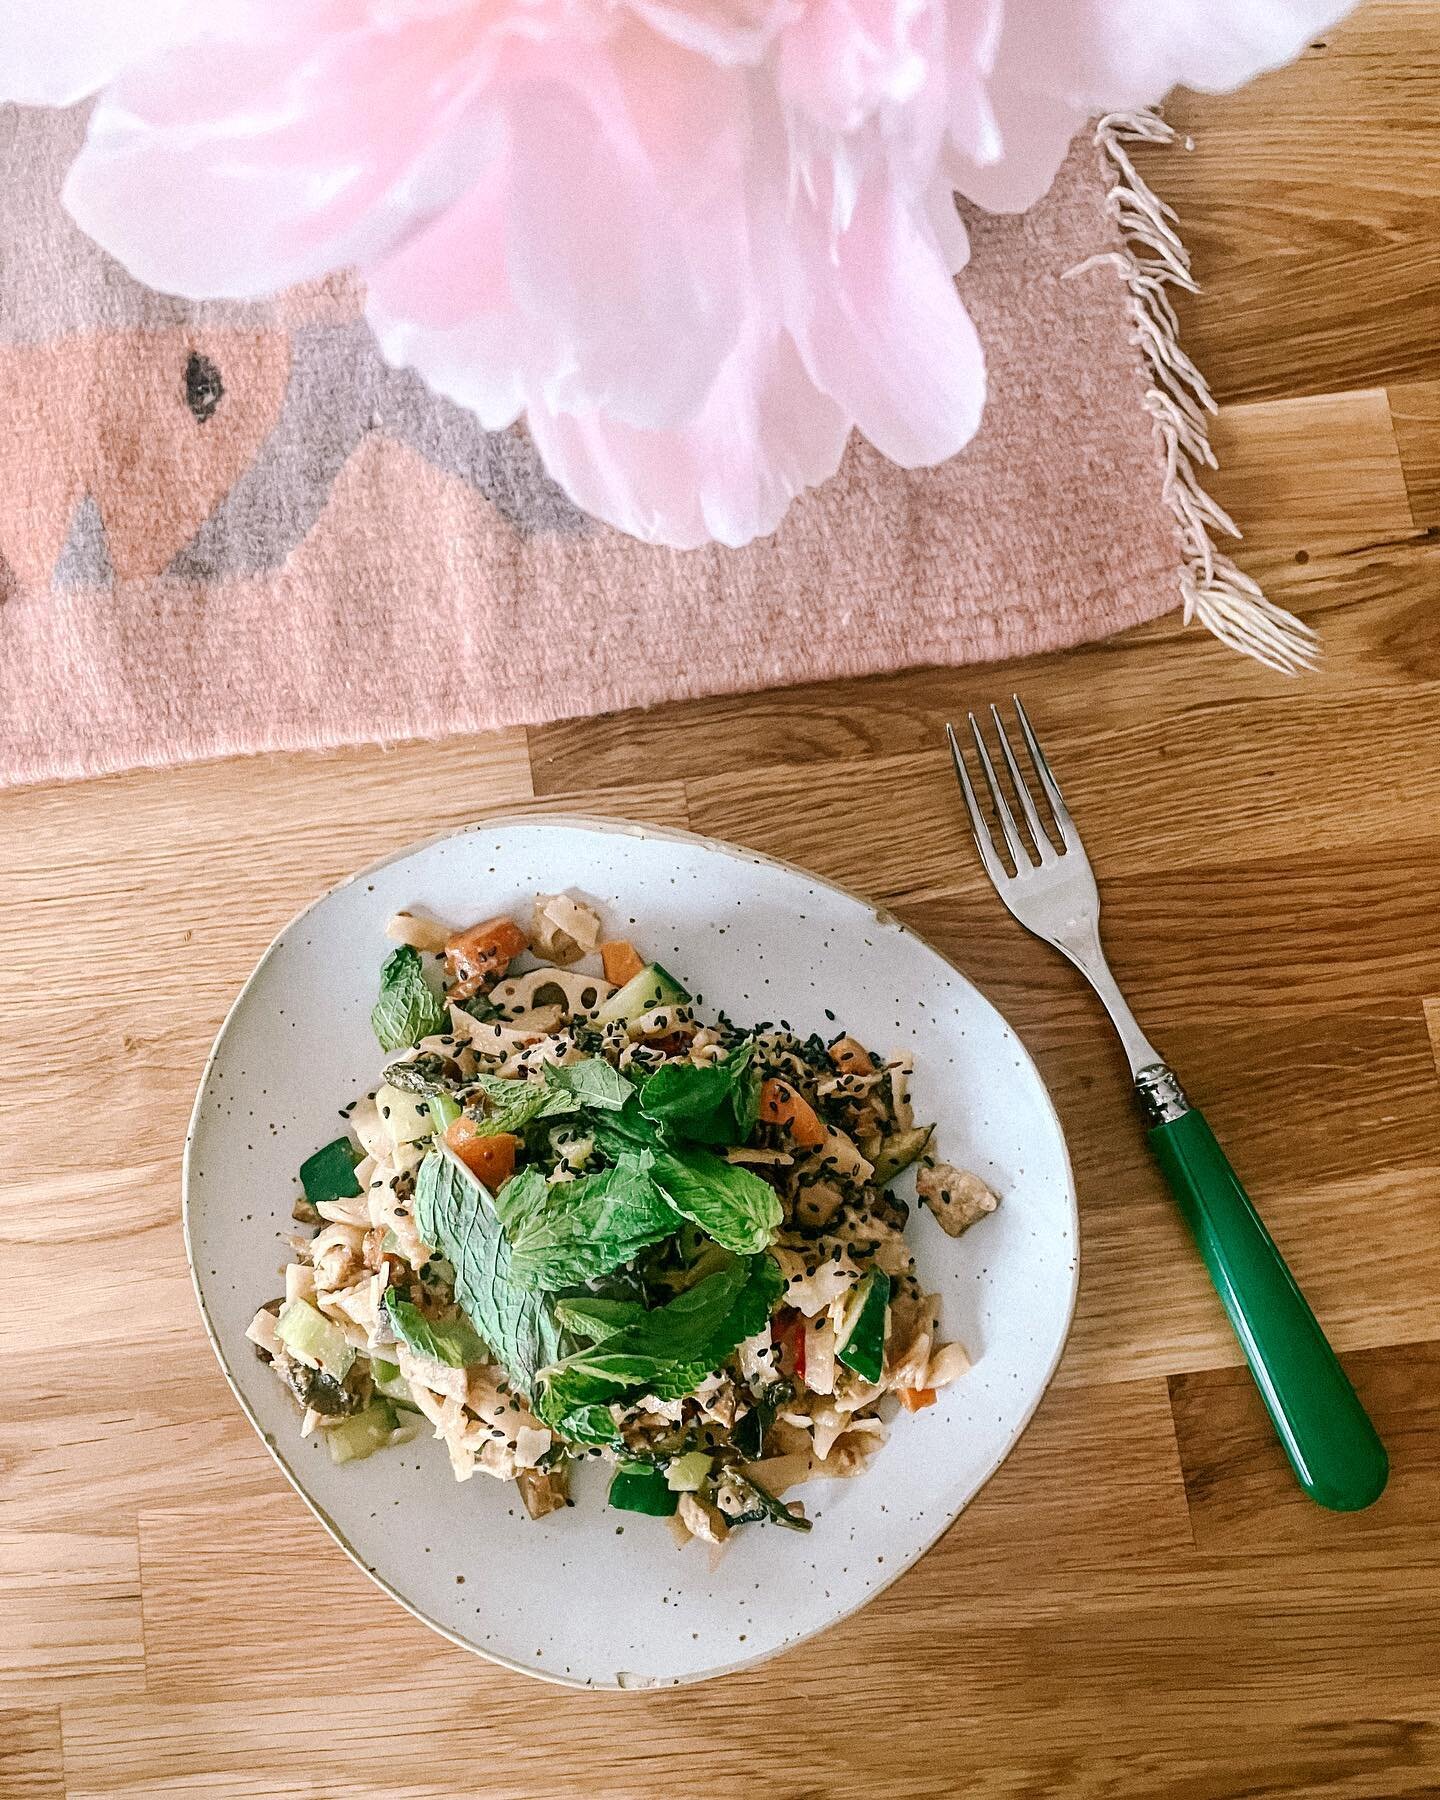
(3, 0, 1353, 547)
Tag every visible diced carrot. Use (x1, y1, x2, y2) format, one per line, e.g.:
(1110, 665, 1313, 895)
(758, 1077, 827, 1149)
(445, 916, 528, 982)
(828, 1035, 873, 1076)
(600, 939, 646, 986)
(444, 1121, 520, 1190)
(897, 1387, 937, 1412)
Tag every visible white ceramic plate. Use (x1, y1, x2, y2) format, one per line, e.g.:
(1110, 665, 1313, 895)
(185, 815, 1077, 1688)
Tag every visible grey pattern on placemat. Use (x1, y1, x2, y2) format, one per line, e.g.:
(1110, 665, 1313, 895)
(53, 495, 115, 588)
(169, 321, 588, 580)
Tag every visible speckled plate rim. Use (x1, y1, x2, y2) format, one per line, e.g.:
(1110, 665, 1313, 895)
(183, 811, 1079, 1690)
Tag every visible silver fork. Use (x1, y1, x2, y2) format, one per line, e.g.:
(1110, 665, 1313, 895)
(947, 699, 1387, 1513)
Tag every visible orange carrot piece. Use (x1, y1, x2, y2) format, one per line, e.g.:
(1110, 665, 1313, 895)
(897, 1387, 937, 1412)
(600, 939, 646, 986)
(758, 1077, 826, 1149)
(445, 916, 528, 982)
(444, 1121, 520, 1190)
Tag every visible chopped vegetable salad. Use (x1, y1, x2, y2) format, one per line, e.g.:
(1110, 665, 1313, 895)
(248, 893, 998, 1544)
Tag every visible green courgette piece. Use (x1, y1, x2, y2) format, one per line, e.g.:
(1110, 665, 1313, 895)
(299, 1137, 362, 1206)
(608, 1461, 680, 1516)
(870, 1124, 934, 1186)
(276, 1298, 356, 1382)
(326, 1400, 398, 1464)
(427, 1091, 462, 1134)
(593, 962, 691, 1025)
(370, 1358, 413, 1405)
(835, 1269, 891, 1384)
(665, 1450, 713, 1492)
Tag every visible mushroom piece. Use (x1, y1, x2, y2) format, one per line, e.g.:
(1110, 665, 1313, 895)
(275, 1351, 365, 1417)
(531, 891, 602, 965)
(916, 1164, 1000, 1237)
(678, 1491, 730, 1544)
(792, 1180, 845, 1230)
(516, 1465, 571, 1519)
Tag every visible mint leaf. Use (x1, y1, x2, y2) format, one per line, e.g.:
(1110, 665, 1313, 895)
(462, 1072, 580, 1137)
(649, 1144, 781, 1255)
(591, 1097, 659, 1158)
(492, 1165, 550, 1240)
(382, 1291, 488, 1368)
(546, 1058, 635, 1112)
(371, 946, 447, 1053)
(545, 1402, 623, 1448)
(553, 1296, 649, 1343)
(535, 1253, 783, 1432)
(638, 1041, 758, 1147)
(413, 1150, 558, 1395)
(501, 1153, 681, 1291)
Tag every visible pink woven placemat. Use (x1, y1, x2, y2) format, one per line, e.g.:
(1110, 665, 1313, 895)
(0, 104, 1182, 788)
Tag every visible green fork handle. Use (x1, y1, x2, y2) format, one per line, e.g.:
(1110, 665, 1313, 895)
(1147, 1101, 1388, 1511)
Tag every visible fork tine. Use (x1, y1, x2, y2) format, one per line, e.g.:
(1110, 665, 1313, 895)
(989, 703, 1058, 865)
(945, 723, 1008, 884)
(967, 713, 1031, 870)
(1012, 695, 1078, 846)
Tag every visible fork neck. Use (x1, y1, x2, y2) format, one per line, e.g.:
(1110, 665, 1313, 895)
(1082, 966, 1191, 1123)
(1054, 931, 1170, 1090)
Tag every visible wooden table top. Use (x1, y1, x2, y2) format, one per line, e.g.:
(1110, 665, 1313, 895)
(4, 6, 1438, 1796)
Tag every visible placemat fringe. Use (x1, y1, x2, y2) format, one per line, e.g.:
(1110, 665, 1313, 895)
(1067, 110, 1320, 675)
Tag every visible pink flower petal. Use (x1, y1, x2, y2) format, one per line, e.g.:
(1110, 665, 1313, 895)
(64, 4, 512, 296)
(36, 0, 1351, 553)
(501, 75, 735, 429)
(944, 0, 1004, 166)
(948, 0, 1356, 212)
(778, 0, 931, 137)
(623, 0, 797, 65)
(0, 0, 186, 107)
(791, 181, 984, 468)
(366, 156, 530, 431)
(527, 328, 849, 548)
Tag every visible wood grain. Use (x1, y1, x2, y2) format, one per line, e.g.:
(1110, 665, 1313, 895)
(0, 1713, 65, 1800)
(1170, 1340, 1440, 1554)
(1389, 380, 1440, 525)
(4, 2, 1440, 1795)
(1137, 3, 1440, 405)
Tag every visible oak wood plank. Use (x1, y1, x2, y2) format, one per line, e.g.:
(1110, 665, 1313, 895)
(1137, 3, 1440, 405)
(58, 1537, 1440, 1800)
(0, 1529, 144, 1704)
(1205, 389, 1412, 552)
(681, 681, 1440, 912)
(1040, 1008, 1440, 1385)
(55, 1700, 1440, 1800)
(905, 844, 1440, 1034)
(0, 1710, 65, 1800)
(1170, 1339, 1440, 1554)
(1389, 379, 1440, 525)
